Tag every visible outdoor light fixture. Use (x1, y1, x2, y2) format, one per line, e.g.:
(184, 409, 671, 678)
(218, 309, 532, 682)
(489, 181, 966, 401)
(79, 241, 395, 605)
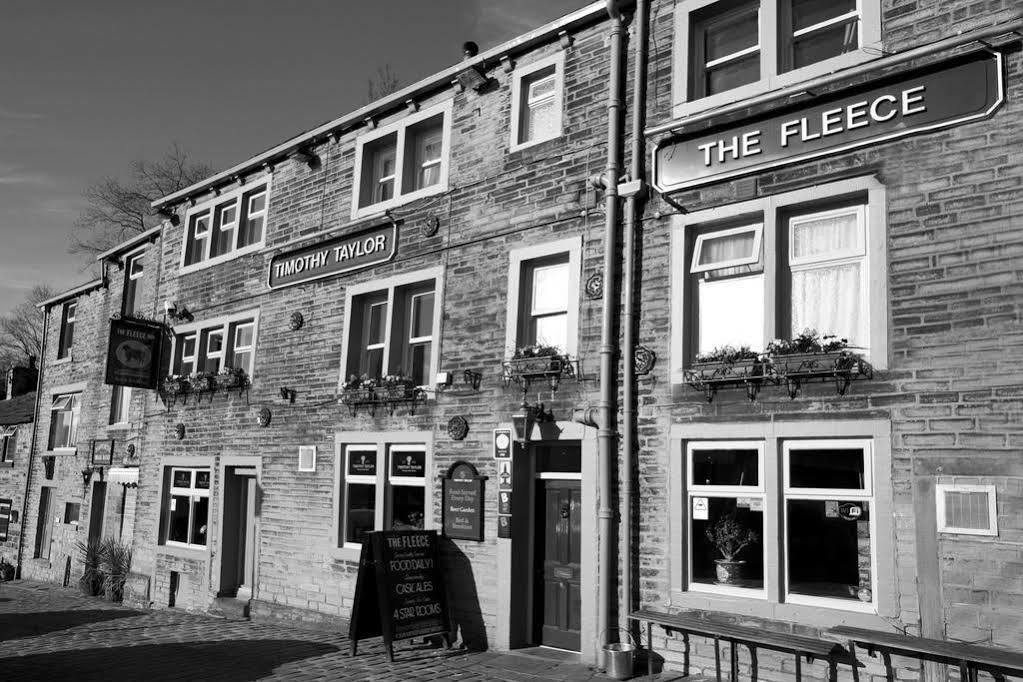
(163, 300, 193, 323)
(511, 400, 553, 444)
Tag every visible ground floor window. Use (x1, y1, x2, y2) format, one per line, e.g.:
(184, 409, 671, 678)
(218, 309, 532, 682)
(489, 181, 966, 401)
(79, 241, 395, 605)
(337, 434, 431, 550)
(163, 467, 210, 550)
(684, 437, 875, 610)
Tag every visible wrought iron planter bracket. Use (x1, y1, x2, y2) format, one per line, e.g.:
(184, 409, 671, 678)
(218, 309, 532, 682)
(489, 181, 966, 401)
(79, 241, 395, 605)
(158, 378, 251, 410)
(682, 353, 873, 402)
(502, 355, 579, 399)
(339, 388, 428, 417)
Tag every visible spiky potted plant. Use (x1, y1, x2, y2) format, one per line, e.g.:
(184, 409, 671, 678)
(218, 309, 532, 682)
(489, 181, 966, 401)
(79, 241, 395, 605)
(99, 538, 132, 602)
(705, 513, 759, 585)
(76, 538, 105, 596)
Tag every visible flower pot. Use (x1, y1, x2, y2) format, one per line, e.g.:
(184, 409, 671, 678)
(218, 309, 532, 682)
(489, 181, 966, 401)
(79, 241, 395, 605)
(714, 559, 746, 585)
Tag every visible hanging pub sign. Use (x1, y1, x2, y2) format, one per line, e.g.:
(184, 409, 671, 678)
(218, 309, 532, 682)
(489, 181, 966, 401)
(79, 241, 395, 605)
(441, 461, 485, 542)
(104, 318, 165, 390)
(267, 221, 396, 289)
(653, 51, 1004, 193)
(348, 530, 451, 661)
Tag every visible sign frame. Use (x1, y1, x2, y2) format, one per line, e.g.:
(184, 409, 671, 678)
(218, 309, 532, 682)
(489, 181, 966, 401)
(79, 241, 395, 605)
(440, 461, 486, 542)
(493, 429, 512, 459)
(104, 317, 166, 390)
(267, 221, 397, 290)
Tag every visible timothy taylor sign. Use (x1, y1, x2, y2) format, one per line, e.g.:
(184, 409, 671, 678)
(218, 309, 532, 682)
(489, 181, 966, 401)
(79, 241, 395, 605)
(268, 222, 396, 289)
(653, 52, 1003, 193)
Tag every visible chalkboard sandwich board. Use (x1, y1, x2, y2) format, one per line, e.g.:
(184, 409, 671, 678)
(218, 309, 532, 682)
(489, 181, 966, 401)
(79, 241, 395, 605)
(348, 529, 451, 661)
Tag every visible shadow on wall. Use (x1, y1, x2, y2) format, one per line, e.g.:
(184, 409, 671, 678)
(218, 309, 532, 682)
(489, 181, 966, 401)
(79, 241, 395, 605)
(440, 538, 487, 650)
(0, 639, 338, 680)
(0, 608, 142, 641)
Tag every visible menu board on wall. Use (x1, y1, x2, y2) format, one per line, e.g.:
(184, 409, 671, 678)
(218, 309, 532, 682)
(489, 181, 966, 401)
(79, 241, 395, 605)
(441, 462, 485, 542)
(348, 530, 451, 661)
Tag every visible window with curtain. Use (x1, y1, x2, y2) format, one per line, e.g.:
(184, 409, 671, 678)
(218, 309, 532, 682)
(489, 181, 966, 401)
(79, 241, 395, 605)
(519, 254, 570, 351)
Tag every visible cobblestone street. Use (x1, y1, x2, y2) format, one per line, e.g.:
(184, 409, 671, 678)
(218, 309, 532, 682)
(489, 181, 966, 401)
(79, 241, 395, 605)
(0, 581, 685, 681)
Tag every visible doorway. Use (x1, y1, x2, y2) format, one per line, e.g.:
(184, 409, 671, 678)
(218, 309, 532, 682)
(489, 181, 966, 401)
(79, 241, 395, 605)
(533, 475, 581, 651)
(88, 482, 107, 543)
(218, 466, 256, 599)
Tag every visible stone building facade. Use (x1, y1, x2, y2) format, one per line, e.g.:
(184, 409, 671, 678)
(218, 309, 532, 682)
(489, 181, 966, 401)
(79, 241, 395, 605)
(0, 360, 38, 570)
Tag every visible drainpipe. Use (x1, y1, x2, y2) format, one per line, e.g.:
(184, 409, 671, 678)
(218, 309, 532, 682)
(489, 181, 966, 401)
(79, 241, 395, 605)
(597, 0, 625, 652)
(16, 304, 48, 577)
(621, 0, 648, 631)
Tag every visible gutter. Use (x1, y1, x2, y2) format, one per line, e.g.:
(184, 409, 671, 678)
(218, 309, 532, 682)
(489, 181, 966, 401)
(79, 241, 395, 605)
(95, 225, 162, 263)
(645, 15, 1023, 138)
(36, 278, 106, 311)
(152, 1, 609, 210)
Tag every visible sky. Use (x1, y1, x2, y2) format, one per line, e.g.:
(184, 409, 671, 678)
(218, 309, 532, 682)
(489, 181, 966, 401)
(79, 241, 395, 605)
(0, 0, 590, 316)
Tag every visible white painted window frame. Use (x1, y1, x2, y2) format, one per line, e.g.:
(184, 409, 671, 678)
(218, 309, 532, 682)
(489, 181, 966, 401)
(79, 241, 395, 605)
(168, 309, 260, 379)
(672, 0, 881, 119)
(690, 222, 764, 273)
(505, 235, 582, 359)
(509, 52, 566, 152)
(351, 100, 453, 219)
(936, 483, 998, 537)
(164, 467, 211, 551)
(180, 176, 271, 274)
(670, 175, 888, 383)
(123, 248, 145, 316)
(49, 391, 81, 451)
(298, 445, 317, 472)
(109, 384, 132, 428)
(337, 266, 444, 389)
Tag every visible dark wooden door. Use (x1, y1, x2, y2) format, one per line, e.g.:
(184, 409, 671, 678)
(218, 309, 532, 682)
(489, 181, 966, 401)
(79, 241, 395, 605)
(88, 482, 106, 543)
(533, 479, 581, 650)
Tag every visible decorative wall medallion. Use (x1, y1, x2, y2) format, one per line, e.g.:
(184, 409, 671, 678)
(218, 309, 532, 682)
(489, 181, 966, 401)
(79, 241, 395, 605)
(585, 272, 604, 299)
(126, 443, 137, 458)
(289, 311, 304, 331)
(175, 423, 186, 440)
(447, 415, 469, 441)
(634, 345, 656, 375)
(423, 216, 441, 237)
(257, 407, 272, 428)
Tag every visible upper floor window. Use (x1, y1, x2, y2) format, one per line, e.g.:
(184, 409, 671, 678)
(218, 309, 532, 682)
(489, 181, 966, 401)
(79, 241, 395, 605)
(122, 251, 145, 316)
(342, 269, 442, 386)
(0, 427, 16, 463)
(505, 237, 581, 357)
(674, 0, 880, 115)
(672, 176, 887, 375)
(57, 300, 77, 359)
(171, 312, 258, 378)
(510, 53, 565, 151)
(109, 385, 131, 426)
(353, 101, 452, 218)
(48, 392, 81, 450)
(182, 179, 269, 271)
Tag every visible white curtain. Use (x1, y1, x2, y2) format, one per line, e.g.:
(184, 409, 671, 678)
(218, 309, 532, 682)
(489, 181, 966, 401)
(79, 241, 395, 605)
(791, 262, 863, 345)
(697, 230, 756, 268)
(790, 210, 859, 261)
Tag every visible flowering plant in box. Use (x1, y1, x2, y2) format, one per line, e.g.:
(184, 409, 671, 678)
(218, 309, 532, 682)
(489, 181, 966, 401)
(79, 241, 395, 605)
(512, 343, 563, 359)
(765, 328, 848, 356)
(215, 366, 248, 389)
(161, 374, 190, 396)
(694, 345, 762, 364)
(188, 371, 217, 393)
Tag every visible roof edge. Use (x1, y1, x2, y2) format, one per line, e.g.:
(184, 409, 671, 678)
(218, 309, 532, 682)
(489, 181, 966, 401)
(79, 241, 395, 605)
(95, 225, 162, 262)
(36, 278, 106, 310)
(152, 1, 609, 210)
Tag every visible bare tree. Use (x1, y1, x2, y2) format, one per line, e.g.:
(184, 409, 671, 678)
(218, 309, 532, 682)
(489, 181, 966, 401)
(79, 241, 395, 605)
(71, 143, 212, 258)
(0, 284, 55, 371)
(367, 64, 401, 103)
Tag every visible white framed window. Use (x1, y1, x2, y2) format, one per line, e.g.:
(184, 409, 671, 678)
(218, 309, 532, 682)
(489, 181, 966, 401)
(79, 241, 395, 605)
(170, 311, 259, 379)
(57, 300, 77, 359)
(505, 236, 581, 358)
(686, 441, 766, 597)
(163, 467, 211, 550)
(782, 439, 875, 609)
(298, 445, 316, 472)
(181, 177, 270, 272)
(340, 268, 442, 387)
(0, 427, 16, 463)
(48, 392, 81, 450)
(353, 101, 452, 218)
(109, 385, 132, 426)
(335, 434, 433, 552)
(671, 176, 887, 375)
(123, 250, 145, 316)
(673, 0, 880, 117)
(510, 52, 566, 151)
(936, 484, 998, 537)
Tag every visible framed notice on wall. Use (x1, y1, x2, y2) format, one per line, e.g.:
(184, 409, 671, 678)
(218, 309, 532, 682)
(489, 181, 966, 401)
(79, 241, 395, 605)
(441, 461, 485, 542)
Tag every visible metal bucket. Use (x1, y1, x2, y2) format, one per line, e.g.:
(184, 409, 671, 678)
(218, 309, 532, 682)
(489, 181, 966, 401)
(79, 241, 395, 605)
(603, 641, 636, 680)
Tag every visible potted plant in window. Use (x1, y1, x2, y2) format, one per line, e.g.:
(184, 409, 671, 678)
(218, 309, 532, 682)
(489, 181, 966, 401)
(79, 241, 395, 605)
(766, 328, 866, 398)
(341, 374, 376, 406)
(161, 374, 190, 398)
(503, 343, 574, 393)
(188, 370, 217, 395)
(381, 374, 422, 401)
(215, 366, 248, 390)
(683, 345, 766, 402)
(705, 513, 759, 585)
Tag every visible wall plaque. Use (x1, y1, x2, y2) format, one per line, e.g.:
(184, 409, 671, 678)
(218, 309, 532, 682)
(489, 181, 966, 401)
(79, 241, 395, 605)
(653, 52, 1004, 193)
(441, 461, 485, 542)
(267, 222, 396, 289)
(104, 318, 165, 390)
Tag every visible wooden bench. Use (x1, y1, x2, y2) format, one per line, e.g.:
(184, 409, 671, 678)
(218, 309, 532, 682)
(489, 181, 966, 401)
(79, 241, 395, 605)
(629, 609, 852, 681)
(832, 626, 1023, 682)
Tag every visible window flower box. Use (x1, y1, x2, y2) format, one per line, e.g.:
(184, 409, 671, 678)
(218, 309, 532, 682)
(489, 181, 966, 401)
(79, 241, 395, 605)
(214, 367, 249, 391)
(502, 344, 576, 396)
(683, 346, 768, 402)
(766, 330, 872, 398)
(340, 375, 426, 416)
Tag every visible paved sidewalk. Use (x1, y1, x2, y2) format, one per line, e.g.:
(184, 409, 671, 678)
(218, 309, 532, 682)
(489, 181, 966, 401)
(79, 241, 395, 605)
(0, 581, 687, 681)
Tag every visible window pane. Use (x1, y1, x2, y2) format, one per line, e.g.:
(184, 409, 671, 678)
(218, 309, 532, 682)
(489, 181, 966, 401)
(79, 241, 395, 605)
(691, 448, 759, 487)
(789, 448, 865, 489)
(790, 263, 863, 346)
(233, 350, 252, 374)
(182, 335, 196, 357)
(408, 117, 443, 191)
(787, 499, 871, 601)
(129, 256, 144, 277)
(696, 230, 757, 268)
(195, 471, 210, 489)
(190, 497, 209, 546)
(238, 190, 266, 248)
(172, 470, 192, 488)
(704, 7, 758, 62)
(391, 450, 426, 478)
(185, 213, 210, 265)
(363, 135, 397, 207)
(346, 483, 376, 544)
(791, 0, 856, 32)
(532, 262, 569, 315)
(390, 486, 425, 530)
(210, 203, 234, 257)
(791, 211, 861, 260)
(706, 53, 760, 96)
(52, 410, 72, 448)
(697, 276, 764, 353)
(792, 20, 859, 70)
(529, 74, 556, 100)
(534, 314, 568, 351)
(410, 342, 430, 386)
(944, 491, 992, 531)
(411, 293, 434, 339)
(365, 347, 384, 379)
(368, 302, 387, 345)
(526, 99, 556, 143)
(168, 494, 190, 542)
(691, 497, 764, 588)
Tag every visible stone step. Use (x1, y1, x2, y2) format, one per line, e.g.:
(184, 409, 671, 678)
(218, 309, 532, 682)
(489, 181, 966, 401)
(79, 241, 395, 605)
(210, 596, 250, 620)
